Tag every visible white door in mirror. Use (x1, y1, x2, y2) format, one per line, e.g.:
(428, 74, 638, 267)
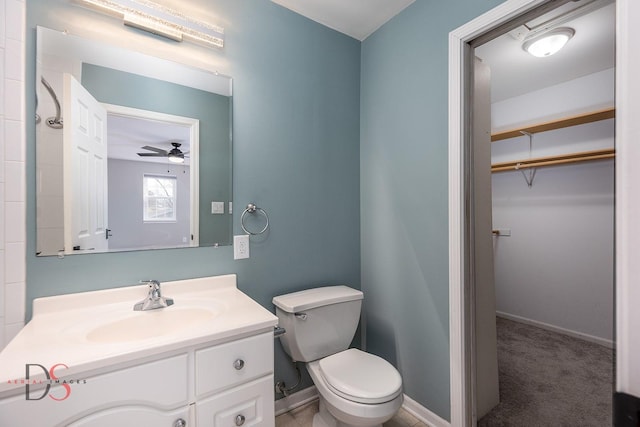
(234, 235, 250, 259)
(64, 73, 109, 253)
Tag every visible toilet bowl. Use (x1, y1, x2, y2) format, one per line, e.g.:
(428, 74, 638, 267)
(273, 286, 404, 427)
(307, 349, 403, 427)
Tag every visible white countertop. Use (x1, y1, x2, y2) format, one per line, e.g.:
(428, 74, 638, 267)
(0, 274, 278, 398)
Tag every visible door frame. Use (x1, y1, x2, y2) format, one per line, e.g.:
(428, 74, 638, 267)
(448, 0, 638, 425)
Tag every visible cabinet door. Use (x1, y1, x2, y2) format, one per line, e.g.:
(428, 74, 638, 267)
(68, 405, 189, 427)
(196, 376, 274, 427)
(0, 354, 188, 426)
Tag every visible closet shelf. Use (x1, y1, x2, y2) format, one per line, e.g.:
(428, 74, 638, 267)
(491, 148, 615, 173)
(491, 107, 615, 142)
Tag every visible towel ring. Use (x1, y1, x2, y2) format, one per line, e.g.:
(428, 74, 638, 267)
(241, 203, 269, 235)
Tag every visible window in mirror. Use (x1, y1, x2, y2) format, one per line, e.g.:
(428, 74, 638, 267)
(143, 175, 177, 222)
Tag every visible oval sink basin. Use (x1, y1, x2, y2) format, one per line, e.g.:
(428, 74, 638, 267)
(86, 307, 217, 343)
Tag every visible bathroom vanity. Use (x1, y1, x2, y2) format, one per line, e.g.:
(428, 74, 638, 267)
(0, 274, 278, 426)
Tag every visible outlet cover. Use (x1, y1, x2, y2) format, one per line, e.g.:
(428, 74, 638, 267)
(234, 235, 250, 260)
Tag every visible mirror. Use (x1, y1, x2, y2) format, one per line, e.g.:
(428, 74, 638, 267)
(35, 27, 232, 256)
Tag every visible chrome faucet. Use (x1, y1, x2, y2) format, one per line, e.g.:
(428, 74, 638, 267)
(134, 280, 174, 311)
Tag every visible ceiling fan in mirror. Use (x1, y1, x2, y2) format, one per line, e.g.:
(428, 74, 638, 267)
(137, 142, 188, 163)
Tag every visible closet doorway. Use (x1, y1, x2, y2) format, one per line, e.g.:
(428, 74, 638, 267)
(470, 0, 615, 425)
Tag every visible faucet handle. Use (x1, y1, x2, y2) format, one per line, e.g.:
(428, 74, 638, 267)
(140, 280, 162, 299)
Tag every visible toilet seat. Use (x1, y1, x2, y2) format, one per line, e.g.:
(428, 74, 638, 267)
(317, 349, 402, 404)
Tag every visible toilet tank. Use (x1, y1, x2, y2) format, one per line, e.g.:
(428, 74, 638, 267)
(273, 286, 363, 362)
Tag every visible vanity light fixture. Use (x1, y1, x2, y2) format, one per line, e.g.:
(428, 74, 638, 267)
(522, 27, 575, 58)
(75, 0, 224, 48)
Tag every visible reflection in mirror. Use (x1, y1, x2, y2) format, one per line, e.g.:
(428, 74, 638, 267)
(35, 27, 232, 256)
(105, 105, 199, 251)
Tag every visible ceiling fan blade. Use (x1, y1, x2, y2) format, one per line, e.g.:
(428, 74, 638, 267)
(140, 145, 167, 154)
(137, 152, 166, 157)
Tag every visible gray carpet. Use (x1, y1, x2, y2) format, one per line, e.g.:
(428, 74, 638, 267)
(478, 317, 613, 427)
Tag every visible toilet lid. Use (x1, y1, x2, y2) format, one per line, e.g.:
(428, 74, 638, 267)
(318, 349, 402, 404)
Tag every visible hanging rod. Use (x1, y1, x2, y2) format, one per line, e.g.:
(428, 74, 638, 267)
(491, 107, 615, 142)
(491, 148, 615, 173)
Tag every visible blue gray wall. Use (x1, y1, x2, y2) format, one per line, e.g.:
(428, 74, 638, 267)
(360, 0, 503, 420)
(26, 0, 360, 393)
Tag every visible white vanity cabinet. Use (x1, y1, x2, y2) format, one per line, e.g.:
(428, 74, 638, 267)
(0, 275, 279, 427)
(0, 332, 275, 427)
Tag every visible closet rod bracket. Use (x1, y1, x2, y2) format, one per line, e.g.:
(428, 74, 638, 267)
(519, 131, 536, 188)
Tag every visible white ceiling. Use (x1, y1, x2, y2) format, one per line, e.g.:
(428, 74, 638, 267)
(271, 0, 614, 102)
(108, 114, 191, 165)
(271, 0, 415, 41)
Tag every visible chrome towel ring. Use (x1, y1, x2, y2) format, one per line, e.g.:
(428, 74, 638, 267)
(241, 203, 269, 235)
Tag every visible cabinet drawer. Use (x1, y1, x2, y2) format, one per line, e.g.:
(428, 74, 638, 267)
(195, 332, 273, 396)
(196, 376, 274, 427)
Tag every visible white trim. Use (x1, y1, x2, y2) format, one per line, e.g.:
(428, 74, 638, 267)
(447, 26, 467, 427)
(274, 386, 319, 416)
(615, 0, 640, 397)
(402, 394, 450, 427)
(496, 311, 614, 349)
(448, 1, 559, 425)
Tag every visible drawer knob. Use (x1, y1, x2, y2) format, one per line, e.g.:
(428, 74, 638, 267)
(233, 359, 245, 370)
(235, 414, 246, 426)
(174, 418, 187, 427)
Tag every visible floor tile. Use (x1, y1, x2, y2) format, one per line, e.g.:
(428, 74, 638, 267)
(275, 412, 300, 427)
(278, 400, 433, 427)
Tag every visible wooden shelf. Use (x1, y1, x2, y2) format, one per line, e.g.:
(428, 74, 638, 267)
(491, 148, 615, 173)
(491, 107, 615, 142)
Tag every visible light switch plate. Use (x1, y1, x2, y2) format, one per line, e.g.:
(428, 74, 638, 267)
(233, 235, 250, 260)
(211, 201, 225, 214)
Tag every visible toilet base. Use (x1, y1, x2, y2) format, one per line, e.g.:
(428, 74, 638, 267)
(311, 395, 387, 427)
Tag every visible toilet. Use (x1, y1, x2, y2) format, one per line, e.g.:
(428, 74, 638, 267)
(273, 286, 403, 427)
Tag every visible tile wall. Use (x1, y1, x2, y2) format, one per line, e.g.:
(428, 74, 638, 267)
(1, 0, 26, 349)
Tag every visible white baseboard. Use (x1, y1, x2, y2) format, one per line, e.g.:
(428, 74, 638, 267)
(274, 386, 319, 416)
(402, 394, 450, 427)
(496, 311, 614, 349)
(274, 386, 450, 427)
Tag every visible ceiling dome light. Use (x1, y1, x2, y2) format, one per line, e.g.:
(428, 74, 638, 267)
(523, 28, 575, 58)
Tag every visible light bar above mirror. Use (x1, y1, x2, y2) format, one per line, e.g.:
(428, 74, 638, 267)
(75, 0, 225, 48)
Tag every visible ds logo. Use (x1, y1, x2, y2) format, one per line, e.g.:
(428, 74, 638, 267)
(25, 363, 72, 401)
